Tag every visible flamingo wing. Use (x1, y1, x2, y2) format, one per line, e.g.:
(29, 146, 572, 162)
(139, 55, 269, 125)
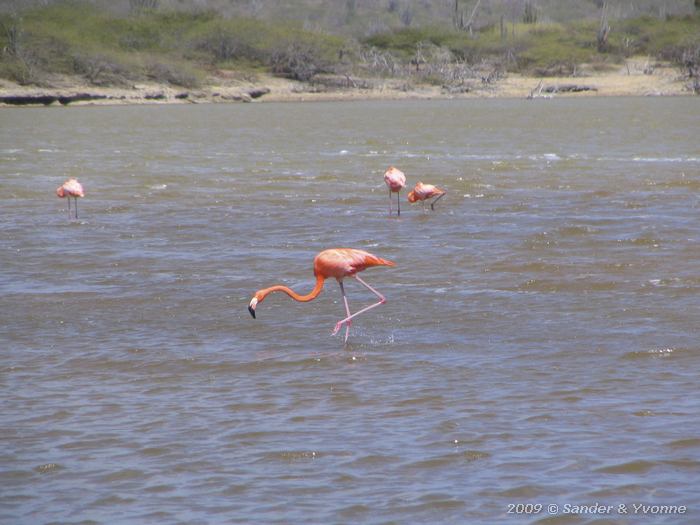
(412, 182, 444, 200)
(384, 167, 406, 191)
(315, 248, 394, 279)
(65, 179, 85, 197)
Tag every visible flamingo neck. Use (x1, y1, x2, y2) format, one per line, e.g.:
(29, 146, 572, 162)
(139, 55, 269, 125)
(258, 273, 325, 303)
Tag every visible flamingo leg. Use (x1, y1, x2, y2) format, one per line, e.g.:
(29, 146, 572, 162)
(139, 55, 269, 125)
(430, 193, 445, 211)
(338, 280, 352, 343)
(332, 274, 386, 337)
(397, 190, 401, 216)
(388, 189, 392, 215)
(67, 197, 71, 219)
(74, 197, 79, 219)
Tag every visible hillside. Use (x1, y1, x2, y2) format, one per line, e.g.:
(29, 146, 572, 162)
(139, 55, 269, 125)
(1, 0, 698, 103)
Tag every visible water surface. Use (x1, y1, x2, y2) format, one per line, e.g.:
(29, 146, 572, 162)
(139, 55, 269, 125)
(1, 97, 699, 524)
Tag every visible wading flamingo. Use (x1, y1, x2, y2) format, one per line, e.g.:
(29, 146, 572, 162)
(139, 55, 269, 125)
(56, 178, 85, 219)
(383, 166, 406, 216)
(248, 248, 395, 343)
(407, 181, 446, 211)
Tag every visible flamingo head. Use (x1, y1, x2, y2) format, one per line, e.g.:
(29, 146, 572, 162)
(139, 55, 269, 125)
(407, 190, 418, 203)
(56, 187, 65, 198)
(248, 296, 259, 318)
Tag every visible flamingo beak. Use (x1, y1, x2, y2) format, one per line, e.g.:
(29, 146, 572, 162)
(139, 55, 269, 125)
(248, 298, 258, 318)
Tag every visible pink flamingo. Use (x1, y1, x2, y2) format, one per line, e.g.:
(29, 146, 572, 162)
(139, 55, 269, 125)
(56, 178, 85, 219)
(384, 166, 406, 216)
(407, 181, 446, 211)
(248, 248, 395, 343)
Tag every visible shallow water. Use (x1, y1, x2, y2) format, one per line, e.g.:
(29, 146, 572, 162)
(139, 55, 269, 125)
(1, 97, 699, 524)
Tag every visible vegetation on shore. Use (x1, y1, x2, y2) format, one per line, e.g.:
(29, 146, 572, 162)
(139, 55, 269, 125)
(1, 1, 698, 93)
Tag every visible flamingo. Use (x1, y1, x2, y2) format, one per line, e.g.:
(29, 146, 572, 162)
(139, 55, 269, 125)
(407, 181, 446, 211)
(383, 166, 406, 216)
(248, 248, 395, 343)
(56, 178, 85, 219)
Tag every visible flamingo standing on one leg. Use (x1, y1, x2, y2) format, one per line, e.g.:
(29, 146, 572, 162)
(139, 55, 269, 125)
(407, 181, 446, 212)
(56, 178, 85, 219)
(384, 166, 406, 216)
(248, 248, 395, 343)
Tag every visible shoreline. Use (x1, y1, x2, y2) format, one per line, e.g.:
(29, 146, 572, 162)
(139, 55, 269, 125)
(0, 59, 695, 107)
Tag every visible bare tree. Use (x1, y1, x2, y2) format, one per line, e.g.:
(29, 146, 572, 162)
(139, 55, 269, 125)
(129, 0, 158, 14)
(1, 13, 21, 57)
(680, 45, 700, 93)
(400, 4, 413, 26)
(454, 0, 482, 34)
(464, 0, 482, 35)
(597, 1, 611, 52)
(345, 0, 356, 18)
(0, 13, 37, 84)
(523, 2, 537, 24)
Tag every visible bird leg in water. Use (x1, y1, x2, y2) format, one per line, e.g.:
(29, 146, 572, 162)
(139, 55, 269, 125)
(430, 193, 445, 211)
(332, 274, 386, 338)
(338, 280, 352, 343)
(388, 189, 392, 216)
(397, 191, 401, 216)
(67, 196, 71, 219)
(74, 197, 79, 219)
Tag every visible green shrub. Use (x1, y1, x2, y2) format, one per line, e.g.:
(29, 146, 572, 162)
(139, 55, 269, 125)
(146, 60, 201, 88)
(364, 26, 455, 56)
(71, 52, 134, 86)
(617, 14, 700, 56)
(1, 1, 698, 86)
(517, 24, 597, 73)
(186, 17, 269, 63)
(0, 57, 36, 85)
(265, 27, 345, 80)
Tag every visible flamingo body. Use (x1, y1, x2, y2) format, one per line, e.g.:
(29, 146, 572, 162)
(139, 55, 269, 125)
(383, 166, 406, 216)
(313, 248, 393, 279)
(407, 181, 446, 210)
(56, 178, 85, 219)
(248, 248, 395, 343)
(384, 166, 406, 192)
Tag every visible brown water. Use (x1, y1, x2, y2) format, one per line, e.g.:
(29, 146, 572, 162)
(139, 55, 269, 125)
(1, 98, 699, 524)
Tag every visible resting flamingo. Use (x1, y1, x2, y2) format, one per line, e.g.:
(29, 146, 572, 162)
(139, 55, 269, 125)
(56, 178, 85, 219)
(248, 248, 395, 343)
(383, 166, 406, 216)
(407, 181, 446, 211)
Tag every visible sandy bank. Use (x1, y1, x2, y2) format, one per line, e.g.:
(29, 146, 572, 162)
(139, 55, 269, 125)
(0, 59, 695, 107)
